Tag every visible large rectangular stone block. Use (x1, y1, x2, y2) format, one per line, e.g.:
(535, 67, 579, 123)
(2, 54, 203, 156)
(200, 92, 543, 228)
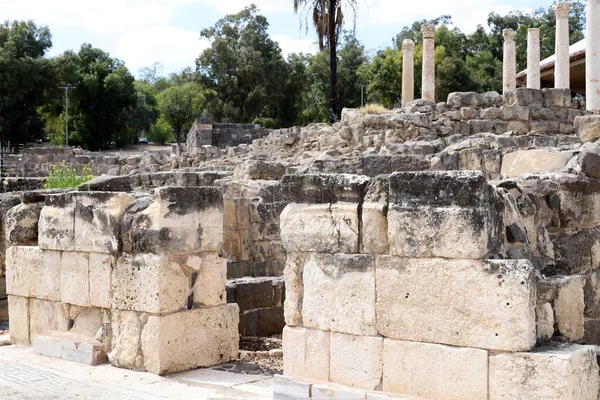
(387, 207, 500, 259)
(33, 330, 107, 365)
(112, 253, 190, 313)
(140, 304, 239, 375)
(60, 252, 90, 307)
(38, 193, 76, 251)
(29, 298, 70, 340)
(302, 253, 376, 336)
(6, 246, 60, 301)
(283, 326, 330, 381)
(376, 257, 537, 351)
(330, 333, 382, 391)
(108, 309, 143, 370)
(281, 174, 369, 204)
(187, 253, 227, 307)
(284, 252, 305, 327)
(8, 295, 29, 345)
(382, 339, 488, 400)
(489, 344, 598, 400)
(88, 253, 113, 309)
(280, 203, 360, 254)
(128, 187, 223, 254)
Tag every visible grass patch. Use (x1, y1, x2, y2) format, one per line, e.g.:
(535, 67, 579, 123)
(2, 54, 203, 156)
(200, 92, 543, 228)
(358, 104, 391, 115)
(44, 162, 94, 189)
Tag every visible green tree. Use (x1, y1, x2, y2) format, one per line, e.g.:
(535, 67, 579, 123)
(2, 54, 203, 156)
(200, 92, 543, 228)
(129, 81, 159, 138)
(149, 117, 174, 145)
(293, 0, 359, 123)
(366, 48, 402, 108)
(157, 82, 204, 144)
(0, 20, 53, 143)
(197, 5, 291, 125)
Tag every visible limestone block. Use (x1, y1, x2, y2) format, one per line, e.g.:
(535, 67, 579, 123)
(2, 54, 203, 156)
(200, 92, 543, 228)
(447, 92, 484, 109)
(74, 192, 135, 254)
(501, 150, 574, 177)
(536, 302, 555, 342)
(543, 88, 571, 108)
(140, 304, 239, 375)
(60, 252, 90, 307)
(376, 257, 537, 351)
(6, 246, 60, 301)
(489, 344, 598, 400)
(387, 207, 500, 259)
(38, 193, 76, 251)
(330, 333, 382, 391)
(280, 203, 360, 254)
(281, 173, 369, 204)
(551, 275, 585, 341)
(302, 253, 376, 336)
(4, 202, 43, 244)
(8, 295, 29, 345)
(112, 253, 189, 313)
(33, 330, 107, 365)
(129, 187, 223, 254)
(284, 252, 306, 327)
(29, 298, 70, 340)
(185, 253, 226, 306)
(108, 309, 143, 370)
(69, 306, 105, 339)
(89, 253, 112, 309)
(585, 270, 600, 319)
(382, 339, 488, 400)
(575, 115, 600, 143)
(283, 326, 330, 381)
(360, 202, 388, 254)
(273, 375, 312, 400)
(312, 383, 366, 400)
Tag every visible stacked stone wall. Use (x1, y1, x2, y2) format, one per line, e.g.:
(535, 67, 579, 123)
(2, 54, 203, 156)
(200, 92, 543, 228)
(275, 171, 599, 400)
(3, 187, 239, 375)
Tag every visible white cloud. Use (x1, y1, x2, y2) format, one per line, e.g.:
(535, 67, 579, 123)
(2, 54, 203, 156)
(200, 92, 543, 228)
(115, 26, 210, 76)
(272, 34, 317, 57)
(194, 0, 292, 15)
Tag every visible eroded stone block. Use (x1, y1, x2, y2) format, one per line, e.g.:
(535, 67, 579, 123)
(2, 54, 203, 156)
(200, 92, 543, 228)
(330, 333, 382, 391)
(186, 253, 226, 307)
(108, 309, 142, 370)
(551, 275, 585, 341)
(376, 257, 537, 351)
(33, 330, 107, 365)
(283, 326, 330, 381)
(29, 298, 70, 340)
(6, 246, 59, 301)
(89, 253, 113, 309)
(501, 150, 574, 177)
(60, 252, 90, 307)
(489, 344, 598, 400)
(8, 295, 29, 345)
(4, 202, 43, 245)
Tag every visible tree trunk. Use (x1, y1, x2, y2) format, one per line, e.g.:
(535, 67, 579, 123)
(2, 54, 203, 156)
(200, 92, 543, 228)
(328, 0, 338, 124)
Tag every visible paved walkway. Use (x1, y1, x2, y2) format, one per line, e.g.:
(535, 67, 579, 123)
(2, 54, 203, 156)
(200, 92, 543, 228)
(0, 346, 273, 400)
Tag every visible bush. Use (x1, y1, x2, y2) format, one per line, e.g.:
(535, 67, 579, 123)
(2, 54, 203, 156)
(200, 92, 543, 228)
(252, 117, 279, 129)
(149, 118, 174, 145)
(44, 162, 94, 189)
(358, 104, 390, 115)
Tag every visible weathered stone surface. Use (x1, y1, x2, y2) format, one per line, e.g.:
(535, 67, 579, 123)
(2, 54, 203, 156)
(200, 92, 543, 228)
(273, 375, 312, 400)
(361, 202, 388, 254)
(69, 306, 105, 339)
(234, 160, 287, 180)
(543, 88, 571, 108)
(382, 339, 488, 400)
(330, 333, 382, 391)
(501, 150, 573, 177)
(89, 253, 113, 309)
(112, 253, 189, 313)
(584, 270, 600, 319)
(33, 330, 107, 365)
(108, 309, 142, 370)
(579, 151, 600, 179)
(186, 253, 226, 307)
(284, 252, 305, 327)
(575, 115, 600, 143)
(60, 252, 90, 307)
(280, 203, 360, 254)
(447, 92, 484, 109)
(6, 246, 60, 301)
(141, 304, 239, 375)
(4, 202, 43, 244)
(78, 175, 134, 192)
(283, 326, 330, 381)
(128, 187, 223, 254)
(8, 295, 29, 345)
(29, 298, 70, 340)
(281, 174, 369, 204)
(38, 193, 76, 251)
(489, 344, 598, 400)
(312, 383, 366, 400)
(551, 275, 585, 341)
(376, 257, 537, 351)
(302, 253, 376, 336)
(553, 229, 600, 274)
(536, 302, 555, 342)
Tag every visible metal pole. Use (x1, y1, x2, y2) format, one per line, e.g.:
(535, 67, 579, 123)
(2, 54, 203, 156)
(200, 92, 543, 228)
(58, 84, 76, 147)
(359, 85, 366, 107)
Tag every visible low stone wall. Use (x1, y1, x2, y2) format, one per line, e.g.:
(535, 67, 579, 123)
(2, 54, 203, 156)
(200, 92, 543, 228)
(4, 187, 239, 375)
(186, 117, 270, 152)
(276, 172, 599, 400)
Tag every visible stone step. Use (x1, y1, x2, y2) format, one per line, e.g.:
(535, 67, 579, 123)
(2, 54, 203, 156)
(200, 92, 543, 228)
(33, 330, 107, 366)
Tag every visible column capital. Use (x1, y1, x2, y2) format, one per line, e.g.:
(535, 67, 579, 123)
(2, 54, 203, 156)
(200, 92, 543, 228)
(421, 24, 435, 39)
(402, 39, 415, 52)
(527, 27, 540, 35)
(503, 29, 515, 42)
(552, 2, 572, 19)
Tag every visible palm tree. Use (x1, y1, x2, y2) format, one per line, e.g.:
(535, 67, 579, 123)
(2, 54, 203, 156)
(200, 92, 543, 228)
(293, 0, 358, 123)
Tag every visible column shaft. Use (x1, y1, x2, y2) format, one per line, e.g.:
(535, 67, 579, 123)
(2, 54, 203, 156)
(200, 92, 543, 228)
(527, 28, 541, 89)
(587, 0, 600, 111)
(421, 24, 435, 101)
(402, 40, 415, 105)
(503, 29, 517, 94)
(553, 2, 572, 89)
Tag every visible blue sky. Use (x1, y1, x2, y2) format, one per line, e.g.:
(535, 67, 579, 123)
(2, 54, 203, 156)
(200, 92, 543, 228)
(0, 0, 556, 77)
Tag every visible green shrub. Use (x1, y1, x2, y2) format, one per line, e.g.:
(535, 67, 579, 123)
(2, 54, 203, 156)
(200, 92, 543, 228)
(251, 117, 279, 129)
(44, 162, 94, 189)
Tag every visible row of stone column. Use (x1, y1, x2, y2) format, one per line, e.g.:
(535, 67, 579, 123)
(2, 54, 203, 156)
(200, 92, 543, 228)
(402, 1, 600, 111)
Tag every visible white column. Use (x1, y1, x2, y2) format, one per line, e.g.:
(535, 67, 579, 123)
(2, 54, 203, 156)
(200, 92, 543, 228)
(553, 2, 572, 89)
(587, 0, 600, 111)
(421, 24, 435, 101)
(502, 29, 516, 94)
(402, 39, 415, 105)
(527, 28, 541, 89)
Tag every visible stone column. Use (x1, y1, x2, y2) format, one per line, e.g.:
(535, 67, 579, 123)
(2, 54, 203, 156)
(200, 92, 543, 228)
(527, 28, 541, 89)
(402, 39, 415, 105)
(553, 2, 572, 89)
(502, 29, 516, 94)
(421, 24, 435, 101)
(587, 0, 600, 111)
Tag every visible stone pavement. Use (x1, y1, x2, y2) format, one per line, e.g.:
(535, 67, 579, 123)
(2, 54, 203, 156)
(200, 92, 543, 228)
(0, 345, 273, 400)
